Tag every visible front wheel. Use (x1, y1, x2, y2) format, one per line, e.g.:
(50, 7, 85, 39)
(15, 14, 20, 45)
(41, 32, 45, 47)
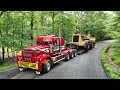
(35, 71, 41, 75)
(19, 67, 25, 72)
(42, 59, 51, 73)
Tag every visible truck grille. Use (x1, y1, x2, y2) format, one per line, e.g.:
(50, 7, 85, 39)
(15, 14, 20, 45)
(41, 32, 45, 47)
(24, 58, 32, 60)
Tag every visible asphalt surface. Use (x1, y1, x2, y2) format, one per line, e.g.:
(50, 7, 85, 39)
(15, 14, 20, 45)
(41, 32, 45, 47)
(10, 41, 110, 79)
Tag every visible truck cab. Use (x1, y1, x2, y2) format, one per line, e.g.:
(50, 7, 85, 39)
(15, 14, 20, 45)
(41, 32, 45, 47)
(16, 35, 77, 75)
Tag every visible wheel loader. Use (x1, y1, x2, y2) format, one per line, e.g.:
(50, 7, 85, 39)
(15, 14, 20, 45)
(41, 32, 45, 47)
(66, 34, 96, 53)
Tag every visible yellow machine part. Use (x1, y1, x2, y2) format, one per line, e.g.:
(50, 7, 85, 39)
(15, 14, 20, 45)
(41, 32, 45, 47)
(70, 34, 87, 46)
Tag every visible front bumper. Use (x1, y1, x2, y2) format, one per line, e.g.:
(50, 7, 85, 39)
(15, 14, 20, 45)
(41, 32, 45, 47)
(18, 61, 42, 71)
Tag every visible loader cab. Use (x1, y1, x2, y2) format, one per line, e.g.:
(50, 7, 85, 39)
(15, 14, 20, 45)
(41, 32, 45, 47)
(72, 34, 87, 42)
(73, 35, 79, 42)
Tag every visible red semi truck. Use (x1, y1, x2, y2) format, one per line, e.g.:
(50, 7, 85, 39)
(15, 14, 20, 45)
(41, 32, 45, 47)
(16, 35, 77, 75)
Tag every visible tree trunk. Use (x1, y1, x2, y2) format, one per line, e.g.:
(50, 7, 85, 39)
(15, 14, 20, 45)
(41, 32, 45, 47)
(61, 11, 65, 38)
(30, 12, 34, 45)
(0, 21, 2, 65)
(7, 48, 9, 58)
(0, 11, 4, 17)
(0, 49, 2, 65)
(0, 12, 4, 65)
(6, 15, 9, 59)
(41, 13, 44, 36)
(74, 11, 77, 30)
(2, 47, 4, 63)
(21, 16, 24, 46)
(52, 11, 54, 34)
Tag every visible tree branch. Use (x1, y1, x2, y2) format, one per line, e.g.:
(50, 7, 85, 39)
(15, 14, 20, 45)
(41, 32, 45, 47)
(0, 11, 4, 17)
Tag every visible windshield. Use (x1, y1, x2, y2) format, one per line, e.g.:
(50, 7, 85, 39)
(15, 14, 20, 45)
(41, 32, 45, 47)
(37, 42, 52, 45)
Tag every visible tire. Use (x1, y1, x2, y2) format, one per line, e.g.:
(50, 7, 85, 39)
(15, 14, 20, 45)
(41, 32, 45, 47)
(65, 54, 70, 61)
(42, 59, 51, 73)
(35, 71, 41, 75)
(70, 52, 74, 59)
(74, 51, 77, 57)
(88, 44, 90, 50)
(19, 67, 25, 72)
(89, 43, 93, 50)
(93, 43, 95, 48)
(85, 44, 89, 52)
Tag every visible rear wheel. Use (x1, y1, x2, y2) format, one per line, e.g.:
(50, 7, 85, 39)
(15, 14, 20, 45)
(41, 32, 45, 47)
(85, 44, 89, 52)
(65, 54, 70, 61)
(88, 44, 90, 50)
(42, 59, 51, 73)
(90, 43, 93, 50)
(70, 52, 74, 59)
(93, 43, 95, 48)
(74, 51, 77, 57)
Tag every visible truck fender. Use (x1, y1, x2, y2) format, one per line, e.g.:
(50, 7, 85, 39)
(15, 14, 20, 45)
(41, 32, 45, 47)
(62, 50, 69, 55)
(37, 54, 52, 65)
(62, 49, 75, 55)
(68, 49, 75, 54)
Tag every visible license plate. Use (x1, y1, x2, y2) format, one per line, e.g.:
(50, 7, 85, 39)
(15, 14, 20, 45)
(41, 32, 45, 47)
(18, 61, 38, 70)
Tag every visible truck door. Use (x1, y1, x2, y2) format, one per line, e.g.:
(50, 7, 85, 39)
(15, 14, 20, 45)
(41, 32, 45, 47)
(53, 39, 60, 55)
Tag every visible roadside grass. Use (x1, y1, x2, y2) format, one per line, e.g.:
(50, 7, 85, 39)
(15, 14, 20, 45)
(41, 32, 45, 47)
(110, 41, 120, 65)
(0, 47, 21, 71)
(101, 46, 120, 79)
(0, 62, 17, 71)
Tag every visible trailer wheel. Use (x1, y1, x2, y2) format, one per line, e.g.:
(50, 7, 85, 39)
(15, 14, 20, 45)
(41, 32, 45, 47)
(93, 43, 95, 48)
(65, 54, 70, 61)
(42, 59, 51, 73)
(70, 52, 74, 59)
(89, 43, 93, 50)
(85, 44, 89, 52)
(74, 51, 77, 57)
(92, 43, 94, 48)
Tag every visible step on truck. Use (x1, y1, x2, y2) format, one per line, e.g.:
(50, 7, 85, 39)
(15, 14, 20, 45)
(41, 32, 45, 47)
(16, 35, 77, 75)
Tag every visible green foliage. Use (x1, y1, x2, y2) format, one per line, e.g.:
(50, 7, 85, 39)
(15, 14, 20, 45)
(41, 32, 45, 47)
(0, 11, 120, 51)
(110, 41, 120, 65)
(0, 62, 16, 71)
(0, 11, 120, 71)
(101, 46, 120, 79)
(0, 11, 120, 53)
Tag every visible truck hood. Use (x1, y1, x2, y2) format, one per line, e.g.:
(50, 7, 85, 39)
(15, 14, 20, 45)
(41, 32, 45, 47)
(25, 44, 50, 51)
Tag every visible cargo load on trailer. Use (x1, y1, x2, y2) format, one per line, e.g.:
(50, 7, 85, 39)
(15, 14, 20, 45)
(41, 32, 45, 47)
(66, 34, 96, 54)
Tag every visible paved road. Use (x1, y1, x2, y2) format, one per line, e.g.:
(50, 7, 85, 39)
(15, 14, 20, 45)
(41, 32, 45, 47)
(10, 41, 109, 79)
